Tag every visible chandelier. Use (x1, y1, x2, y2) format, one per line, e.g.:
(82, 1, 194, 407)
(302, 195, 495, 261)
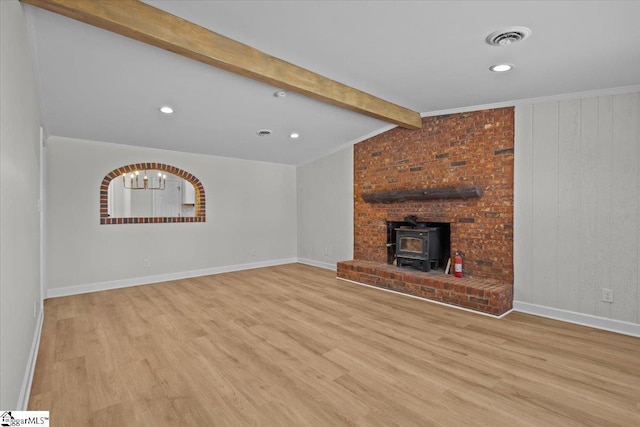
(122, 170, 167, 190)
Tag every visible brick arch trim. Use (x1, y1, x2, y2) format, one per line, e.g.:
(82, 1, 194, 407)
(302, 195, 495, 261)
(100, 163, 206, 224)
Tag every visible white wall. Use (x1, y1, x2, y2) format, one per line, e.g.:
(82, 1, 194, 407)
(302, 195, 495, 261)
(46, 136, 297, 294)
(0, 0, 43, 409)
(515, 92, 640, 327)
(297, 147, 353, 269)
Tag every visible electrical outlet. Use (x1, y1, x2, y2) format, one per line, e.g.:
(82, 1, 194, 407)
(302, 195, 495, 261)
(601, 288, 614, 303)
(143, 258, 150, 268)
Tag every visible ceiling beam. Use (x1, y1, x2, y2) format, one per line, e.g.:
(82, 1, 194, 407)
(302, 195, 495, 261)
(22, 0, 422, 130)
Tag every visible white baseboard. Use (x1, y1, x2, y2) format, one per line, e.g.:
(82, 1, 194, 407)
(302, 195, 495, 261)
(46, 258, 298, 298)
(338, 277, 512, 319)
(297, 258, 337, 271)
(513, 301, 640, 338)
(17, 307, 44, 410)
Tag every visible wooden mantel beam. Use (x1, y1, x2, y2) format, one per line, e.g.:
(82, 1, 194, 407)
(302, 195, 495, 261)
(362, 186, 483, 203)
(22, 0, 422, 130)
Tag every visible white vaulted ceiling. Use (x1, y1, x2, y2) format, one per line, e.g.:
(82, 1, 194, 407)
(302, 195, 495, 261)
(24, 1, 640, 165)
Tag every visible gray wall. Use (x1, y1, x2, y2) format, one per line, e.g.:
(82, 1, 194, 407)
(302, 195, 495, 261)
(46, 137, 297, 293)
(0, 0, 43, 409)
(297, 147, 353, 269)
(515, 92, 640, 325)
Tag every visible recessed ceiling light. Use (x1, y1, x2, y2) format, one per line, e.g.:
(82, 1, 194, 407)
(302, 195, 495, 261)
(289, 133, 300, 139)
(489, 64, 513, 72)
(274, 90, 287, 98)
(256, 129, 272, 136)
(159, 106, 174, 114)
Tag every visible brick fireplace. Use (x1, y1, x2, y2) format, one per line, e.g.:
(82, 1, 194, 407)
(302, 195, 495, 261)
(337, 108, 514, 315)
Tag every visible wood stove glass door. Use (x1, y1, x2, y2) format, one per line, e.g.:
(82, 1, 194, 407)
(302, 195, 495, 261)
(399, 237, 424, 254)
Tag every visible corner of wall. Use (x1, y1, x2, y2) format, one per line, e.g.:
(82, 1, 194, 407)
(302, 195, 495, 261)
(17, 309, 44, 410)
(0, 0, 44, 410)
(296, 147, 354, 266)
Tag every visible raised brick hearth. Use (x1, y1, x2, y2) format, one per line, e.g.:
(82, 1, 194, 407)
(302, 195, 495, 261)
(338, 260, 513, 315)
(338, 107, 514, 315)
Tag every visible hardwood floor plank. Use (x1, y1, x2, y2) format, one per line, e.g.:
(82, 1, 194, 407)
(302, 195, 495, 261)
(29, 264, 640, 426)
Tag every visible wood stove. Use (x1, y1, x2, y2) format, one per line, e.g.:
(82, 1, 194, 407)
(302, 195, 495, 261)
(395, 227, 441, 272)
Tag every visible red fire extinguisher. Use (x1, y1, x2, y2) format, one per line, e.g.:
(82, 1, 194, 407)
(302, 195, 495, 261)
(454, 252, 463, 278)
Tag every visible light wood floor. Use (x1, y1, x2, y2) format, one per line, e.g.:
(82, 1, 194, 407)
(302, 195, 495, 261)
(29, 264, 640, 426)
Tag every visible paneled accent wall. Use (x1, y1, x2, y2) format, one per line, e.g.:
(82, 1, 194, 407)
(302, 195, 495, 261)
(515, 92, 640, 324)
(297, 147, 354, 269)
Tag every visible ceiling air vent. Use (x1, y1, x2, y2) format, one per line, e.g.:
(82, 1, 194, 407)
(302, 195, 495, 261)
(256, 129, 272, 136)
(486, 27, 531, 46)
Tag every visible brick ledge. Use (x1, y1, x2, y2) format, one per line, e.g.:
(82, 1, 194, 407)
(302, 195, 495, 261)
(337, 260, 513, 316)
